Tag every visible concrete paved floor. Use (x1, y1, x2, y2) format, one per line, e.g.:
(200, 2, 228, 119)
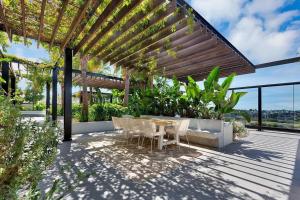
(41, 130, 300, 200)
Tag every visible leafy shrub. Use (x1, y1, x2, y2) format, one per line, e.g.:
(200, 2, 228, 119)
(233, 121, 248, 139)
(34, 102, 46, 111)
(0, 95, 60, 199)
(72, 103, 82, 120)
(89, 103, 128, 121)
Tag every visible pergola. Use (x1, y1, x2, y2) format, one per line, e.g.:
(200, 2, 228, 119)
(0, 0, 255, 140)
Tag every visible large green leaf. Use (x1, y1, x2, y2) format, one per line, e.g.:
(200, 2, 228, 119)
(204, 67, 220, 91)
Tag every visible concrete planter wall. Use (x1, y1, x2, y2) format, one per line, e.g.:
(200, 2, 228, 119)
(72, 121, 114, 134)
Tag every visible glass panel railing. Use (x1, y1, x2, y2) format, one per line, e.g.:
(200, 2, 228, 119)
(262, 85, 294, 129)
(225, 88, 258, 126)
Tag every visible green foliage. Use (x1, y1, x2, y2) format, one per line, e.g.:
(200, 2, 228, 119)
(72, 104, 83, 121)
(0, 95, 60, 199)
(24, 84, 44, 110)
(34, 102, 46, 111)
(128, 76, 182, 117)
(89, 103, 128, 121)
(128, 67, 249, 120)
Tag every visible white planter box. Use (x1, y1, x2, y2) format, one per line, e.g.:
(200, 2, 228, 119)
(72, 121, 114, 134)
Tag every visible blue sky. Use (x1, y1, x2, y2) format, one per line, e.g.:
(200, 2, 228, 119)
(5, 0, 300, 110)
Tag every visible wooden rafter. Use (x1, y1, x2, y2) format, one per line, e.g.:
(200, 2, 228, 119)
(70, 0, 102, 43)
(0, 2, 11, 41)
(20, 0, 26, 43)
(177, 64, 252, 81)
(110, 16, 187, 66)
(49, 0, 69, 48)
(159, 42, 223, 69)
(83, 0, 143, 55)
(60, 0, 93, 50)
(73, 0, 123, 55)
(92, 2, 176, 59)
(90, 0, 163, 59)
(104, 11, 184, 64)
(165, 53, 241, 76)
(37, 0, 46, 48)
(123, 26, 201, 66)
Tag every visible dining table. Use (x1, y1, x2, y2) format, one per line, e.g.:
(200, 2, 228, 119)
(151, 118, 178, 150)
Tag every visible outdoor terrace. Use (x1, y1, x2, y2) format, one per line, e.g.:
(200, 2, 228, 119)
(41, 129, 300, 200)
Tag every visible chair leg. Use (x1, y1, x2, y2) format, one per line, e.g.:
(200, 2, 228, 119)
(150, 137, 153, 153)
(186, 135, 191, 152)
(141, 136, 145, 147)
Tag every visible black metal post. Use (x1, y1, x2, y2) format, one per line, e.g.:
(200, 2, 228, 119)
(52, 67, 58, 121)
(64, 48, 72, 141)
(1, 61, 9, 95)
(46, 81, 50, 115)
(11, 76, 16, 104)
(258, 87, 262, 131)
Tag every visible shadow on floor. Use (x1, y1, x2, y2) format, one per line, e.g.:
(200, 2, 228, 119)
(40, 131, 300, 200)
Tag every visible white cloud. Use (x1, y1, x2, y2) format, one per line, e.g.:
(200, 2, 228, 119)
(245, 0, 286, 15)
(190, 0, 244, 25)
(229, 16, 299, 63)
(190, 0, 300, 63)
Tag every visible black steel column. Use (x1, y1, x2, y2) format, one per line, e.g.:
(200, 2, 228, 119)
(64, 48, 72, 141)
(258, 87, 262, 131)
(1, 61, 9, 95)
(46, 81, 50, 115)
(11, 76, 16, 104)
(52, 67, 58, 121)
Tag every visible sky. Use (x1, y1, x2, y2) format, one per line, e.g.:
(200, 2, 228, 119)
(4, 0, 300, 110)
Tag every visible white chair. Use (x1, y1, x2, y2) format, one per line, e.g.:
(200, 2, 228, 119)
(140, 119, 160, 152)
(112, 117, 122, 133)
(166, 119, 191, 149)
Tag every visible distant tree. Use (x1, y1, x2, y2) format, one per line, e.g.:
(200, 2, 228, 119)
(24, 84, 44, 110)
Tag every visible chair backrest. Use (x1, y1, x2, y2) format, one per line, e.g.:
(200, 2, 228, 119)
(112, 117, 121, 129)
(140, 119, 157, 137)
(119, 117, 131, 131)
(175, 119, 190, 136)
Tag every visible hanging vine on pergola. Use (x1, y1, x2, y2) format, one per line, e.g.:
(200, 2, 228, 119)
(0, 0, 254, 80)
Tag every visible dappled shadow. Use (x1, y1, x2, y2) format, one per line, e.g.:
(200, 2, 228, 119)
(222, 139, 284, 162)
(40, 131, 300, 200)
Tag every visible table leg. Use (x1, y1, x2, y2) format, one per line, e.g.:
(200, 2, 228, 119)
(158, 125, 165, 150)
(175, 132, 180, 144)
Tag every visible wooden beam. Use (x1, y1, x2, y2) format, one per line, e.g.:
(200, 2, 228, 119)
(123, 26, 202, 66)
(71, 0, 102, 42)
(0, 2, 12, 41)
(109, 14, 187, 66)
(37, 0, 46, 48)
(178, 64, 253, 81)
(60, 0, 93, 50)
(123, 69, 130, 106)
(73, 0, 123, 55)
(126, 28, 212, 68)
(20, 0, 26, 43)
(91, 0, 163, 58)
(166, 56, 243, 77)
(162, 45, 229, 71)
(157, 37, 220, 68)
(83, 0, 143, 55)
(93, 2, 176, 59)
(50, 0, 69, 48)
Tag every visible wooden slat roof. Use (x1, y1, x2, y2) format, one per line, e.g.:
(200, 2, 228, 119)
(0, 0, 255, 81)
(72, 73, 124, 90)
